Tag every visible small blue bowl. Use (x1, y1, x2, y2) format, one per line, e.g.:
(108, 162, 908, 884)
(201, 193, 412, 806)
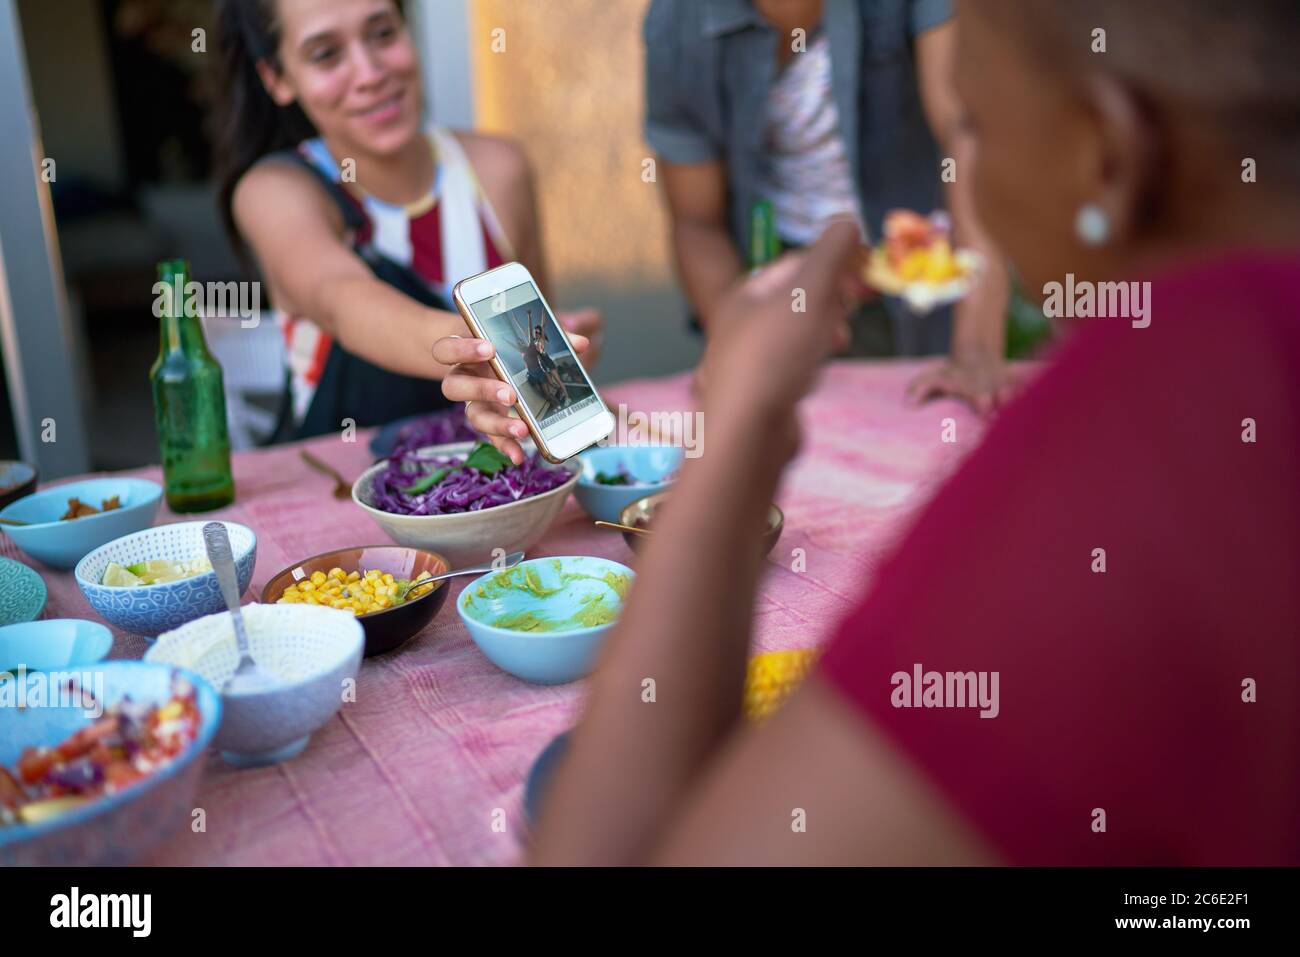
(574, 445, 684, 524)
(75, 521, 257, 638)
(457, 556, 634, 684)
(0, 660, 221, 865)
(0, 619, 113, 673)
(0, 556, 46, 626)
(0, 477, 162, 569)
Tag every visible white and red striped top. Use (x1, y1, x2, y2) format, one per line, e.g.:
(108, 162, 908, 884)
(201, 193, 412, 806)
(277, 126, 513, 426)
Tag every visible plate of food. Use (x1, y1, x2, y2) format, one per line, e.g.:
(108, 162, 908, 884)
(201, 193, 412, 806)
(865, 210, 983, 313)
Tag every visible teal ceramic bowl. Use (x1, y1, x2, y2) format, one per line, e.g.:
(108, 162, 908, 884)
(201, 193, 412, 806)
(456, 556, 634, 684)
(0, 477, 162, 569)
(0, 619, 113, 673)
(0, 660, 221, 866)
(574, 445, 684, 524)
(0, 556, 46, 626)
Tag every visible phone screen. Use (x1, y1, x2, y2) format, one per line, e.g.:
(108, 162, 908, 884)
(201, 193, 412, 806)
(467, 281, 603, 440)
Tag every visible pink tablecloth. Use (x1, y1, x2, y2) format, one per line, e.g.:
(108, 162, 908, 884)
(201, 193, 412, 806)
(5, 359, 981, 865)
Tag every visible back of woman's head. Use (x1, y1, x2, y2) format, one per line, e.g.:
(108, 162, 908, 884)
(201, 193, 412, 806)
(957, 0, 1300, 289)
(213, 0, 316, 267)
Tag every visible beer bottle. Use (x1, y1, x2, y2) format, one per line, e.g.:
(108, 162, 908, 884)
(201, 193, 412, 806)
(150, 260, 235, 512)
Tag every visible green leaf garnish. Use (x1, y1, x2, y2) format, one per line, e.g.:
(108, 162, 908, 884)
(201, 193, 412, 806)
(399, 466, 451, 495)
(463, 441, 512, 476)
(398, 442, 512, 495)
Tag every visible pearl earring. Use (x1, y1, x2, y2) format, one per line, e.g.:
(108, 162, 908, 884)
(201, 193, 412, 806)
(1075, 204, 1111, 247)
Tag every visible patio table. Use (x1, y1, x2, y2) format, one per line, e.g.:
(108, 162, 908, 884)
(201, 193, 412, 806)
(3, 359, 981, 865)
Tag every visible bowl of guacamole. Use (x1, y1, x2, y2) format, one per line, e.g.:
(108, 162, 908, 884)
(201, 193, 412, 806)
(456, 556, 634, 685)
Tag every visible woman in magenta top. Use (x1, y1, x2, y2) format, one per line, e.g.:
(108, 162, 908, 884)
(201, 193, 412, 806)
(438, 0, 1300, 864)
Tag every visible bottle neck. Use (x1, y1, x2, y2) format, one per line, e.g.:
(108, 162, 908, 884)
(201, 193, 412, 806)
(157, 276, 211, 359)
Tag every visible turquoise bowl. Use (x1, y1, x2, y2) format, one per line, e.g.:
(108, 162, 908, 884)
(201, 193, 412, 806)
(75, 521, 257, 638)
(0, 660, 221, 865)
(573, 445, 684, 524)
(0, 556, 46, 626)
(0, 619, 113, 673)
(457, 556, 634, 685)
(0, 477, 162, 569)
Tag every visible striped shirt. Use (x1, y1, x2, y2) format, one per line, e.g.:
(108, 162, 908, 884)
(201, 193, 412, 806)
(277, 126, 512, 426)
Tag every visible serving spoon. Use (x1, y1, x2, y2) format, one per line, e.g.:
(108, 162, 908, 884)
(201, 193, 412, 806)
(203, 522, 279, 695)
(594, 520, 651, 538)
(411, 550, 526, 592)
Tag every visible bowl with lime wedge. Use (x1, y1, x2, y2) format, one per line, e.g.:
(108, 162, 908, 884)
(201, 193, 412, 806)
(75, 521, 257, 638)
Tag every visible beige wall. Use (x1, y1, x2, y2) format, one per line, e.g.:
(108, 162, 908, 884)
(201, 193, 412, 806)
(468, 0, 672, 293)
(18, 0, 125, 192)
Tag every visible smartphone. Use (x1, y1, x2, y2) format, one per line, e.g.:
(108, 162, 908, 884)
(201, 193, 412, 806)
(452, 262, 614, 462)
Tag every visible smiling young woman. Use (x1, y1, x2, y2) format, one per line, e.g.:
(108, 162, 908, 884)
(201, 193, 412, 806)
(212, 0, 601, 440)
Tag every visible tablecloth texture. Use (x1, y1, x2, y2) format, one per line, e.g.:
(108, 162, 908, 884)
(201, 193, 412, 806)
(3, 360, 980, 865)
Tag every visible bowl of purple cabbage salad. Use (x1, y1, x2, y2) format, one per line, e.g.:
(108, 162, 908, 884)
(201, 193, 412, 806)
(352, 440, 581, 566)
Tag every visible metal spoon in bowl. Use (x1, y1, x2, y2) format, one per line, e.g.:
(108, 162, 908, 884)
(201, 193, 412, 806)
(202, 522, 279, 695)
(404, 550, 526, 598)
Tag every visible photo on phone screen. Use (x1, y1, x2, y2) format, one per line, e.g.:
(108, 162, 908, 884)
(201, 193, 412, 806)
(468, 282, 602, 434)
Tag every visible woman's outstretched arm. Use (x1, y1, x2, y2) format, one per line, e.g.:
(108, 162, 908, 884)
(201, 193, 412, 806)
(234, 160, 470, 380)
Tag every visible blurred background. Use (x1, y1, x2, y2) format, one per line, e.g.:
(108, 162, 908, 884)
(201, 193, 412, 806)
(0, 0, 700, 477)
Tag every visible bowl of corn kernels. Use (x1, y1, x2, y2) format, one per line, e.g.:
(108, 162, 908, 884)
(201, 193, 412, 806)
(260, 545, 451, 657)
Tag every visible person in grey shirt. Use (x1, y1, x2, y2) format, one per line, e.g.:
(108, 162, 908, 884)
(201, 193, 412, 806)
(645, 0, 1017, 413)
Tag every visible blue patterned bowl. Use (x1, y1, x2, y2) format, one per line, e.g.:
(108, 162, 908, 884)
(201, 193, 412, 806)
(0, 556, 46, 626)
(0, 660, 221, 866)
(0, 477, 162, 569)
(75, 521, 257, 638)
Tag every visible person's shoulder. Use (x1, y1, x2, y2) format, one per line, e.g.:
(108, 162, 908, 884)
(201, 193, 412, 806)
(448, 130, 532, 187)
(643, 0, 698, 48)
(232, 154, 337, 228)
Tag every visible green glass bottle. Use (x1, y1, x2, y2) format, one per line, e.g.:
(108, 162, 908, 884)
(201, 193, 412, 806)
(1005, 276, 1054, 360)
(748, 199, 781, 270)
(150, 259, 235, 512)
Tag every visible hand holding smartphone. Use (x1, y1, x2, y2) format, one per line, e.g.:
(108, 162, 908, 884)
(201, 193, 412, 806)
(451, 262, 613, 462)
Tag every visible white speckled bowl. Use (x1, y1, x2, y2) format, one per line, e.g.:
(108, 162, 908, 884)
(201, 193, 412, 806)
(352, 441, 581, 567)
(145, 603, 363, 767)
